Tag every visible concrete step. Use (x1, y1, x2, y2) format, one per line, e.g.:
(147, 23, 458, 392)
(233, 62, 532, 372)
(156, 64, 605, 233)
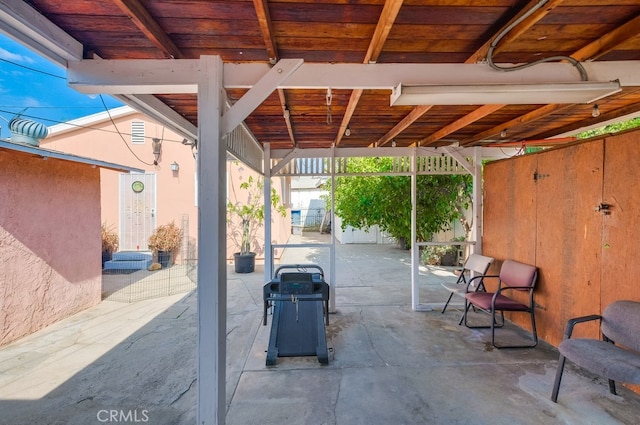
(104, 251, 153, 270)
(112, 251, 152, 262)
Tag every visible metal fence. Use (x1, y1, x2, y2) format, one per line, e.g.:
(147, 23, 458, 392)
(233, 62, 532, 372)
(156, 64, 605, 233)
(102, 214, 197, 303)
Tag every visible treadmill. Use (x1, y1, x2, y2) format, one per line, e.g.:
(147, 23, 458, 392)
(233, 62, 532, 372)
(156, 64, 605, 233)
(263, 264, 330, 366)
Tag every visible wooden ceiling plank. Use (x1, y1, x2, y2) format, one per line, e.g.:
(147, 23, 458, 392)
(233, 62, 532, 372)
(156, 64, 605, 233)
(465, 10, 640, 145)
(335, 0, 404, 147)
(460, 103, 573, 146)
(529, 101, 640, 141)
(571, 13, 640, 61)
(112, 0, 184, 59)
(253, 0, 278, 63)
(417, 104, 506, 147)
(466, 0, 566, 65)
(382, 0, 565, 147)
(377, 105, 432, 147)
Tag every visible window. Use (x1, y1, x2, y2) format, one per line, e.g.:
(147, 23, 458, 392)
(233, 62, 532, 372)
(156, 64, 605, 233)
(131, 121, 145, 144)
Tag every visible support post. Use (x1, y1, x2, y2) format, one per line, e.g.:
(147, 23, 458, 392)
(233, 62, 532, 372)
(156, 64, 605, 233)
(471, 147, 482, 255)
(197, 55, 226, 425)
(411, 149, 419, 310)
(264, 143, 273, 281)
(329, 147, 336, 312)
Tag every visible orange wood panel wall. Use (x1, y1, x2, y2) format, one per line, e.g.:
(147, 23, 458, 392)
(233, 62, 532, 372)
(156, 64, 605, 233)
(483, 130, 640, 347)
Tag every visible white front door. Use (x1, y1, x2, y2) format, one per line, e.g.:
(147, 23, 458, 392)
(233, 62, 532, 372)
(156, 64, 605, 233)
(120, 173, 157, 251)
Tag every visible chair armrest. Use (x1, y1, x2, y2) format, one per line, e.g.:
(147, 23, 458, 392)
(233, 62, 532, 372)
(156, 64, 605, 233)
(563, 314, 602, 339)
(463, 274, 489, 292)
(465, 274, 498, 291)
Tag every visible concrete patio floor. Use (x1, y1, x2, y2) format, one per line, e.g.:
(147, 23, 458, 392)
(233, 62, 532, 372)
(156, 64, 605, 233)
(1, 233, 639, 424)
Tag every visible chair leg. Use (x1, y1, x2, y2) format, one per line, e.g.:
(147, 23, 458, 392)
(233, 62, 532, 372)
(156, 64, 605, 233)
(442, 292, 455, 314)
(530, 308, 538, 347)
(551, 354, 567, 402)
(608, 379, 617, 395)
(492, 309, 537, 349)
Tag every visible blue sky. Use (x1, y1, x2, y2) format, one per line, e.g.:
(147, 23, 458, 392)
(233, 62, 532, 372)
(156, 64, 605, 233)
(0, 32, 123, 139)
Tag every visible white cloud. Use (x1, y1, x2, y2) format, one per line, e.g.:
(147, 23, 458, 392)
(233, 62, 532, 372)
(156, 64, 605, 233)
(0, 47, 35, 64)
(22, 97, 44, 108)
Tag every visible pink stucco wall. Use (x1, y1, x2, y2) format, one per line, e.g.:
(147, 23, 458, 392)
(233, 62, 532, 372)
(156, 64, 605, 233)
(227, 164, 291, 260)
(0, 152, 101, 346)
(44, 109, 291, 262)
(43, 110, 200, 255)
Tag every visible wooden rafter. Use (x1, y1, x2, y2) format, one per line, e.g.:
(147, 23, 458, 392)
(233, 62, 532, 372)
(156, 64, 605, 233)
(379, 0, 565, 148)
(252, 0, 297, 147)
(460, 104, 573, 146)
(464, 10, 640, 145)
(112, 0, 183, 59)
(253, 0, 278, 63)
(467, 0, 566, 65)
(417, 104, 505, 147)
(335, 0, 404, 147)
(376, 105, 432, 147)
(532, 100, 640, 141)
(277, 89, 296, 146)
(572, 13, 640, 61)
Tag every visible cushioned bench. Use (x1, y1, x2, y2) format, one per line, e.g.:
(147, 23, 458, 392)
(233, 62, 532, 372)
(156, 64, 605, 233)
(551, 300, 640, 402)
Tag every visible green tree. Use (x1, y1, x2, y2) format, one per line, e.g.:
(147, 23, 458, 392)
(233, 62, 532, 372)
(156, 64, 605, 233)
(577, 117, 640, 139)
(325, 157, 472, 246)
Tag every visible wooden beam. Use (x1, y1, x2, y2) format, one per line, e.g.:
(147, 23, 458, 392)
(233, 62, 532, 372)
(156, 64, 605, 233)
(572, 13, 640, 61)
(464, 9, 640, 145)
(461, 103, 573, 145)
(377, 105, 432, 147)
(364, 0, 404, 63)
(532, 101, 640, 140)
(467, 0, 565, 64)
(335, 0, 404, 146)
(253, 0, 278, 63)
(383, 0, 565, 147)
(417, 104, 505, 147)
(112, 0, 184, 59)
(277, 89, 296, 147)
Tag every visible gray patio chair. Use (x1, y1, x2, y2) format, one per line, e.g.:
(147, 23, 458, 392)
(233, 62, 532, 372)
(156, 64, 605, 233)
(441, 253, 494, 318)
(551, 300, 640, 402)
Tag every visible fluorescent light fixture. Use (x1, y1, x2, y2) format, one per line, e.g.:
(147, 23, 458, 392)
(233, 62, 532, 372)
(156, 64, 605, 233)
(390, 81, 622, 106)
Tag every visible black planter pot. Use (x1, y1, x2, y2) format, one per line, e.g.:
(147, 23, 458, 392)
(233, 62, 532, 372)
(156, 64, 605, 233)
(158, 250, 173, 268)
(102, 250, 112, 269)
(234, 252, 256, 273)
(441, 251, 458, 266)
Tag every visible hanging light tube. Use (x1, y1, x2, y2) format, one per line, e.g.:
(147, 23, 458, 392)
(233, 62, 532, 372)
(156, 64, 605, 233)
(390, 81, 621, 106)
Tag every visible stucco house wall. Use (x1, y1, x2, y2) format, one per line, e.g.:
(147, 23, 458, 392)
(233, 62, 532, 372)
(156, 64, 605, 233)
(43, 107, 199, 259)
(0, 151, 102, 346)
(44, 107, 290, 263)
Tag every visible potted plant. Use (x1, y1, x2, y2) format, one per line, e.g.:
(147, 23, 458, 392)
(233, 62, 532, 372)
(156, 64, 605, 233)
(227, 175, 287, 273)
(148, 221, 182, 267)
(101, 222, 119, 268)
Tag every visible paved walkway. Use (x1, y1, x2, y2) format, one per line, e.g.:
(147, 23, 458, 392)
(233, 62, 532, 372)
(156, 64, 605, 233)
(1, 234, 639, 424)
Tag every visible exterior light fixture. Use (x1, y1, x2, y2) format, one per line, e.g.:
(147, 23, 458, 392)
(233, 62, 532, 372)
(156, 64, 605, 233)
(500, 129, 508, 138)
(592, 104, 601, 118)
(345, 125, 351, 137)
(390, 81, 622, 106)
(171, 161, 179, 172)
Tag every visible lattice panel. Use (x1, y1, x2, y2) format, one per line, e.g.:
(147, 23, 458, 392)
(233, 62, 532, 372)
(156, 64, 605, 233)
(273, 155, 468, 176)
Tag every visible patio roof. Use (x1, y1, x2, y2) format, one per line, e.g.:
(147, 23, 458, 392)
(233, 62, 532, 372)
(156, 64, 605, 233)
(0, 1, 639, 156)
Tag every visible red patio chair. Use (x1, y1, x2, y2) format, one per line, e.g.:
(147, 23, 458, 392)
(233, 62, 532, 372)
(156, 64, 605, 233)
(463, 259, 538, 349)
